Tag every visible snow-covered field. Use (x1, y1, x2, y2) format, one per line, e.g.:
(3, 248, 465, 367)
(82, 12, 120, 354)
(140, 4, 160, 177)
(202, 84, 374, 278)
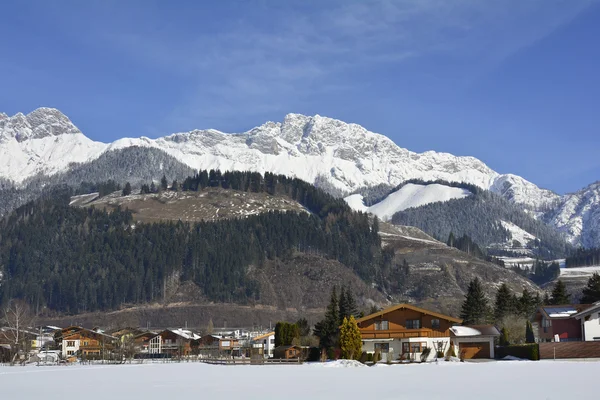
(1, 360, 599, 399)
(560, 265, 600, 278)
(345, 183, 471, 221)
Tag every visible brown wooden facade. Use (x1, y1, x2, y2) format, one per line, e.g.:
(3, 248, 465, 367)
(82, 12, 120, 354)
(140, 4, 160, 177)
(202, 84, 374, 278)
(355, 304, 462, 339)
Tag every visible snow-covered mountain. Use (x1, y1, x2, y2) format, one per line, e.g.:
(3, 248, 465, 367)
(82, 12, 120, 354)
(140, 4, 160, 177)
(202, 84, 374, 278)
(0, 108, 552, 203)
(1, 107, 598, 246)
(544, 182, 600, 248)
(0, 108, 106, 180)
(345, 183, 472, 221)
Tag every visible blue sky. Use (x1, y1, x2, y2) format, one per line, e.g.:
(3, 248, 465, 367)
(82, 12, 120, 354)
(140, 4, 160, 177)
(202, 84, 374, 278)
(1, 0, 599, 194)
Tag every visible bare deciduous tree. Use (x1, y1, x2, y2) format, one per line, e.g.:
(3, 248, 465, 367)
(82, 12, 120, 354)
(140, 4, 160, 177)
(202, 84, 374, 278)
(1, 299, 35, 364)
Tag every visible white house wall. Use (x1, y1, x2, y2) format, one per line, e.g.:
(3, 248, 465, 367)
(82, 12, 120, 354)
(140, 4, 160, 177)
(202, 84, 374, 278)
(362, 337, 451, 362)
(582, 312, 600, 341)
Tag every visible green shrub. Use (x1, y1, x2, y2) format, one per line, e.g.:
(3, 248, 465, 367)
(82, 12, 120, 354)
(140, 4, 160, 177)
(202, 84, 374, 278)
(496, 344, 539, 361)
(366, 353, 373, 362)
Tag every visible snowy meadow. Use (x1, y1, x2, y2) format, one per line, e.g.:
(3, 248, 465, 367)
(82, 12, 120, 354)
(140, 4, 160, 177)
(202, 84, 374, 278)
(1, 360, 598, 399)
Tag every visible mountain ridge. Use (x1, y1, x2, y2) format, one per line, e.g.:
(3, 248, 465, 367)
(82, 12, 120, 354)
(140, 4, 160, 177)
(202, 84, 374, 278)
(1, 107, 599, 247)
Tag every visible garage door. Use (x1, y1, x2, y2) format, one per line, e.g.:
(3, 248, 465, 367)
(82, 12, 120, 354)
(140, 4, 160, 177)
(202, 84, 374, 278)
(459, 342, 490, 359)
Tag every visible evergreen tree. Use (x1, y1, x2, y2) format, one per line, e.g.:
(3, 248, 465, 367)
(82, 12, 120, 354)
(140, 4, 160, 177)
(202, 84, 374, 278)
(460, 278, 490, 325)
(581, 273, 600, 304)
(122, 182, 132, 196)
(519, 289, 539, 317)
(525, 320, 535, 344)
(549, 280, 570, 305)
(339, 286, 358, 321)
(314, 287, 340, 351)
(150, 182, 157, 193)
(171, 180, 178, 191)
(160, 175, 168, 191)
(494, 283, 515, 322)
(274, 322, 300, 347)
(339, 316, 362, 360)
(543, 293, 551, 305)
(447, 232, 455, 247)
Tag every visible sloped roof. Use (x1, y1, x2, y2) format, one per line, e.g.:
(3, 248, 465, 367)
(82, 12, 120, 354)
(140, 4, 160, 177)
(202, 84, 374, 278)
(450, 325, 500, 337)
(355, 303, 462, 325)
(251, 332, 275, 341)
(538, 304, 591, 319)
(573, 301, 600, 320)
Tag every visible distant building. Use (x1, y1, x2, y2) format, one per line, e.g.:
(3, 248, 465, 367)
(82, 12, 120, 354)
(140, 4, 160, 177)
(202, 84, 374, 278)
(60, 328, 117, 358)
(250, 331, 275, 358)
(534, 305, 591, 342)
(273, 345, 302, 360)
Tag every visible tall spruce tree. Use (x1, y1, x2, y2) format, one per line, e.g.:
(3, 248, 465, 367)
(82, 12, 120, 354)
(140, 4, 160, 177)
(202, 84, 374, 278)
(519, 289, 539, 317)
(339, 286, 358, 321)
(549, 280, 570, 305)
(494, 283, 515, 322)
(460, 277, 490, 325)
(581, 273, 600, 304)
(314, 287, 340, 350)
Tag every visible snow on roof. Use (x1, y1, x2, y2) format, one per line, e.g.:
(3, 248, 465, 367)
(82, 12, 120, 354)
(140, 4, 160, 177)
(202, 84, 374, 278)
(543, 306, 579, 318)
(450, 325, 500, 337)
(450, 326, 482, 336)
(169, 329, 201, 340)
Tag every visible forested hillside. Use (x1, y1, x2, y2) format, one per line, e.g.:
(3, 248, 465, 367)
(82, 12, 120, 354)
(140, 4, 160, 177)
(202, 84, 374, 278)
(391, 189, 569, 259)
(0, 173, 389, 315)
(566, 247, 600, 268)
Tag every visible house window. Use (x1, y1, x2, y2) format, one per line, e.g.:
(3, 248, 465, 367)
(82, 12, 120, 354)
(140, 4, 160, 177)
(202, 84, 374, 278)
(270, 338, 275, 344)
(374, 343, 389, 352)
(375, 321, 389, 330)
(402, 342, 410, 354)
(431, 319, 440, 329)
(411, 343, 421, 353)
(406, 319, 421, 329)
(67, 351, 74, 356)
(67, 341, 76, 347)
(83, 341, 89, 346)
(542, 318, 551, 333)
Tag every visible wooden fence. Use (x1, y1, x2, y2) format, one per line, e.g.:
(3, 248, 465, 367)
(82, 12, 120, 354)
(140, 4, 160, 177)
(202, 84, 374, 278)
(199, 358, 303, 365)
(539, 342, 600, 359)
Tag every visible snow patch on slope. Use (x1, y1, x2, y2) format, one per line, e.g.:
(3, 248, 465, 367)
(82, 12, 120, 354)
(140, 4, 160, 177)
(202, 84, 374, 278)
(499, 220, 536, 246)
(345, 183, 471, 221)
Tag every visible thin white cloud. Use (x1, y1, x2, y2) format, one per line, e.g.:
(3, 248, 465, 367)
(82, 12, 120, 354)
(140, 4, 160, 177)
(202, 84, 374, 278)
(46, 0, 600, 132)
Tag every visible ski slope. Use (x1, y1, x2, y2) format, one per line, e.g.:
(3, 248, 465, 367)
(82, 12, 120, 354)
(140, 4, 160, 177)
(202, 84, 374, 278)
(345, 183, 472, 221)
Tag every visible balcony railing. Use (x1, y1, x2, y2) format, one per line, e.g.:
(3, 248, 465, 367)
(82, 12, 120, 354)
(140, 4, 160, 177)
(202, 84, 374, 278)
(360, 328, 447, 339)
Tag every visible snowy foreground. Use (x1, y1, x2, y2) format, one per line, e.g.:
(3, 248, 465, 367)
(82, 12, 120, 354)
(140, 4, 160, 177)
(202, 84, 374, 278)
(1, 360, 599, 399)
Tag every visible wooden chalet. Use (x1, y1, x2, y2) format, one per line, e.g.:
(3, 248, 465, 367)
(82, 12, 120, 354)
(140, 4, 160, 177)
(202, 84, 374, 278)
(273, 345, 302, 360)
(356, 303, 465, 361)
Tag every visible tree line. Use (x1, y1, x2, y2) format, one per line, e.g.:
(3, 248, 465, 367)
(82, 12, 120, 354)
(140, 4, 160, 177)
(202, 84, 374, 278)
(566, 247, 600, 268)
(0, 174, 388, 314)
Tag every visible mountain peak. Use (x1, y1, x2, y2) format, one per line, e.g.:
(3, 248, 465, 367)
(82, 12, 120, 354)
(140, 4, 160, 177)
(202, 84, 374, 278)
(0, 107, 81, 142)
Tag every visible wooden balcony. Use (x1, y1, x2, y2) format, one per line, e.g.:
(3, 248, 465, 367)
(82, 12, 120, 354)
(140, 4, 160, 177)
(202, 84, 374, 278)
(360, 328, 449, 339)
